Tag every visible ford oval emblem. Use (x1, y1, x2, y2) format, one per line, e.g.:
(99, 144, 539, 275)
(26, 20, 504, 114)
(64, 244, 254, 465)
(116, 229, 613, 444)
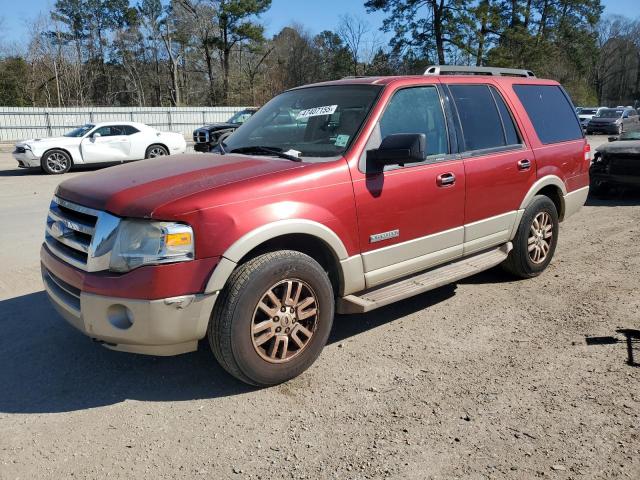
(51, 221, 67, 238)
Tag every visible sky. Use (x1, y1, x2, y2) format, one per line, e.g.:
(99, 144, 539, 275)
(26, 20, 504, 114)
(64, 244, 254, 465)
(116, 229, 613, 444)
(0, 0, 638, 49)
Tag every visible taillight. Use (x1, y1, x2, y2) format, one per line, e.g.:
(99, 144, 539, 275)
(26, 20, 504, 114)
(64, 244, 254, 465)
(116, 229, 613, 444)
(583, 142, 591, 170)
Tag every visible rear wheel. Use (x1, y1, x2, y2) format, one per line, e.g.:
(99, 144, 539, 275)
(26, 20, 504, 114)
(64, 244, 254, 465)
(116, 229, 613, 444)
(145, 144, 169, 158)
(502, 195, 559, 278)
(208, 250, 334, 386)
(41, 149, 72, 175)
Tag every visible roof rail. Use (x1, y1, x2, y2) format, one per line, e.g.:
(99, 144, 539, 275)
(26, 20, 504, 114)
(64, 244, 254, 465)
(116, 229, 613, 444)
(424, 65, 536, 78)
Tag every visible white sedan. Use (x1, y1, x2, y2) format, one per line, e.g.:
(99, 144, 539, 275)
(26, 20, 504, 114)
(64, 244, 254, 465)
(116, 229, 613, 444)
(13, 121, 187, 174)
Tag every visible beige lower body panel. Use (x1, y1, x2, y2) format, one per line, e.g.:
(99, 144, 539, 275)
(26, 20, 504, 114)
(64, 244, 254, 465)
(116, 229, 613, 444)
(563, 186, 589, 220)
(463, 211, 518, 256)
(44, 269, 218, 356)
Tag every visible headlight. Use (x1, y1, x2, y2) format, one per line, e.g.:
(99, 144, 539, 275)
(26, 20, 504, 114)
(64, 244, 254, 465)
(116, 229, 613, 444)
(109, 220, 194, 272)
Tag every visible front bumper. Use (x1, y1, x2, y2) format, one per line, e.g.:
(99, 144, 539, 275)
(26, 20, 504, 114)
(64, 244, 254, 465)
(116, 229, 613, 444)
(586, 124, 620, 134)
(13, 150, 40, 168)
(194, 142, 211, 153)
(591, 172, 640, 188)
(41, 245, 219, 356)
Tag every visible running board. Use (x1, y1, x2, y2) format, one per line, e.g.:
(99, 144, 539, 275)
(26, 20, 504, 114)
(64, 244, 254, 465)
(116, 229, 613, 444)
(337, 243, 512, 314)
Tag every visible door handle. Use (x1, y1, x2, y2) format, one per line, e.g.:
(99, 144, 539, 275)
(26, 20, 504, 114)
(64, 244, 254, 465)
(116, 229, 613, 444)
(517, 159, 531, 171)
(436, 172, 456, 187)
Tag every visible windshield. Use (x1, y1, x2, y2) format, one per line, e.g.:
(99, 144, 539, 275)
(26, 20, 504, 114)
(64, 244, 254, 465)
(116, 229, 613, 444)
(619, 131, 640, 141)
(596, 109, 623, 119)
(227, 109, 255, 125)
(64, 124, 95, 137)
(580, 109, 597, 115)
(223, 85, 382, 160)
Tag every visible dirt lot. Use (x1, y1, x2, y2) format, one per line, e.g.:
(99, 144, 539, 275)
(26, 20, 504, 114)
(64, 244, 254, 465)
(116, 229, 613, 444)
(0, 137, 638, 479)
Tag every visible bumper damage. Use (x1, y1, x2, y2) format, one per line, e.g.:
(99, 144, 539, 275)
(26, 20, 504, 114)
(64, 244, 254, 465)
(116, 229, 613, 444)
(42, 265, 217, 355)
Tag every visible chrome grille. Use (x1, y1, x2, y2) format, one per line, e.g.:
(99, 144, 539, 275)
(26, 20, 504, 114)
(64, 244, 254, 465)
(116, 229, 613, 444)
(45, 196, 120, 272)
(194, 129, 209, 144)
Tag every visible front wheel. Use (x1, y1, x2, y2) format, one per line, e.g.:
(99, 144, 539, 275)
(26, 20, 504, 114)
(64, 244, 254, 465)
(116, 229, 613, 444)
(145, 144, 169, 158)
(208, 250, 335, 386)
(502, 195, 559, 278)
(41, 149, 72, 174)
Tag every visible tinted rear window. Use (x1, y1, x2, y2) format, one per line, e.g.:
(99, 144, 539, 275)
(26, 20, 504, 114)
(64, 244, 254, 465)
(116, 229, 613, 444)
(450, 84, 506, 151)
(513, 85, 582, 144)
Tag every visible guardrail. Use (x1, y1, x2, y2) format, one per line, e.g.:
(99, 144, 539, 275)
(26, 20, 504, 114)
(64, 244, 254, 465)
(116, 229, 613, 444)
(0, 106, 249, 141)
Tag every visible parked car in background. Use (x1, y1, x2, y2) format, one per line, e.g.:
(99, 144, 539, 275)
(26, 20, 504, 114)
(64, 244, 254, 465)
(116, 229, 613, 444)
(13, 122, 187, 174)
(577, 106, 602, 129)
(586, 107, 640, 135)
(590, 130, 640, 195)
(193, 108, 258, 152)
(41, 66, 589, 386)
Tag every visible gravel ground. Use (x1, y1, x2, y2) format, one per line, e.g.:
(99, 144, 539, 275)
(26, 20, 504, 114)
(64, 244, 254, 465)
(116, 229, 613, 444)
(0, 137, 639, 479)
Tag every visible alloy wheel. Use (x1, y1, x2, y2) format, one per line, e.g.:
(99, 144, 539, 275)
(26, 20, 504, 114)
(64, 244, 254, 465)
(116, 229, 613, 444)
(528, 211, 553, 264)
(46, 152, 69, 173)
(148, 147, 166, 157)
(251, 279, 319, 363)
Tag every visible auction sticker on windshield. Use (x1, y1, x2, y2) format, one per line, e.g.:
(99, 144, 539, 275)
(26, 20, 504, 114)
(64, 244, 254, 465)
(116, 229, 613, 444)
(297, 105, 338, 119)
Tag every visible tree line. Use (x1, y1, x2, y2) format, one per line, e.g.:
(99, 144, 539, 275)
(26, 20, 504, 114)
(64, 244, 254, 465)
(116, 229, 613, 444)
(0, 0, 638, 109)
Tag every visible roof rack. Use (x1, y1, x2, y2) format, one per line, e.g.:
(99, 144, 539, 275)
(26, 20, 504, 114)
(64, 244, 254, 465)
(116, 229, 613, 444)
(424, 65, 536, 78)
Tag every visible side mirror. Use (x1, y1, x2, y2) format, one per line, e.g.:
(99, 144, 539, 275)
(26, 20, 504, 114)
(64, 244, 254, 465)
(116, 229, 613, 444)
(608, 136, 618, 142)
(91, 132, 101, 142)
(367, 133, 426, 168)
(623, 113, 629, 118)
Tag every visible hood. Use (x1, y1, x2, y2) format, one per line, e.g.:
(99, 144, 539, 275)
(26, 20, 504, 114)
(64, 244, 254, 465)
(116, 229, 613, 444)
(17, 136, 76, 146)
(596, 140, 640, 154)
(56, 153, 306, 217)
(197, 123, 238, 131)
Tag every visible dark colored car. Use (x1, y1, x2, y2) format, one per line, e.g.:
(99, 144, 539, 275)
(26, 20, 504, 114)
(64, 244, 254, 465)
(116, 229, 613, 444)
(193, 108, 258, 152)
(590, 131, 640, 195)
(586, 107, 640, 135)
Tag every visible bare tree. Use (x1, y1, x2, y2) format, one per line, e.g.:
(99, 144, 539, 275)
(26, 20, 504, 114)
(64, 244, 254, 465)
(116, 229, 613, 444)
(337, 14, 369, 76)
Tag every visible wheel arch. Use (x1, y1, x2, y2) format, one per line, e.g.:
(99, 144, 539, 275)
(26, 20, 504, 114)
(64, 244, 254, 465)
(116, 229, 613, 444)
(146, 143, 169, 155)
(519, 175, 567, 220)
(41, 147, 74, 165)
(205, 220, 364, 296)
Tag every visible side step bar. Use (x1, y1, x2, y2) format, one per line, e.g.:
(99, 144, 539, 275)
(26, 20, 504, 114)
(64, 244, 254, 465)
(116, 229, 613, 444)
(337, 243, 512, 314)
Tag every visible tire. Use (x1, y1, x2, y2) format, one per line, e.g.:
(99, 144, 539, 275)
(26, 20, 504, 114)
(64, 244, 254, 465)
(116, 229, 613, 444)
(41, 149, 72, 175)
(208, 250, 335, 386)
(145, 144, 169, 158)
(502, 195, 559, 279)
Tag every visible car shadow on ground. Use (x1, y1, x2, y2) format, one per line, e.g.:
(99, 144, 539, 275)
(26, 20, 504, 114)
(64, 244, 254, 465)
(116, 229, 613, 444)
(0, 285, 458, 414)
(0, 168, 45, 177)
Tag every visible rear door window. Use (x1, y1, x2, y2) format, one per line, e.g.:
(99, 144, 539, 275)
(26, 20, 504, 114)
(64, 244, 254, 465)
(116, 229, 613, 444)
(513, 84, 582, 144)
(449, 84, 516, 151)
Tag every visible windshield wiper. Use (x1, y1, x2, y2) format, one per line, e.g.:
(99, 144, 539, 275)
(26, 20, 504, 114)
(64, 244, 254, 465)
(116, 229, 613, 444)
(229, 145, 302, 162)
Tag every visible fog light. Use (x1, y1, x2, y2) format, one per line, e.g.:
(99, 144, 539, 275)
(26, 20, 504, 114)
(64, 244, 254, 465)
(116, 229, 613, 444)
(107, 304, 134, 330)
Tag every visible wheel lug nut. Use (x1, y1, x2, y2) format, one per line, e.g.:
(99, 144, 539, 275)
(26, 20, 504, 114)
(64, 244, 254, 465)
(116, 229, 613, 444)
(290, 308, 294, 313)
(276, 327, 281, 333)
(274, 316, 279, 321)
(281, 307, 286, 312)
(285, 328, 290, 333)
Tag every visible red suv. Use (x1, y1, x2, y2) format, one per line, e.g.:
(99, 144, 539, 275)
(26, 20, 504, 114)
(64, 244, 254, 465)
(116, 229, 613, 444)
(41, 67, 590, 386)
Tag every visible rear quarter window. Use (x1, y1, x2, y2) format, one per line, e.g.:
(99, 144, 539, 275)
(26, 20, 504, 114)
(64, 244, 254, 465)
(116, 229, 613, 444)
(513, 85, 582, 144)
